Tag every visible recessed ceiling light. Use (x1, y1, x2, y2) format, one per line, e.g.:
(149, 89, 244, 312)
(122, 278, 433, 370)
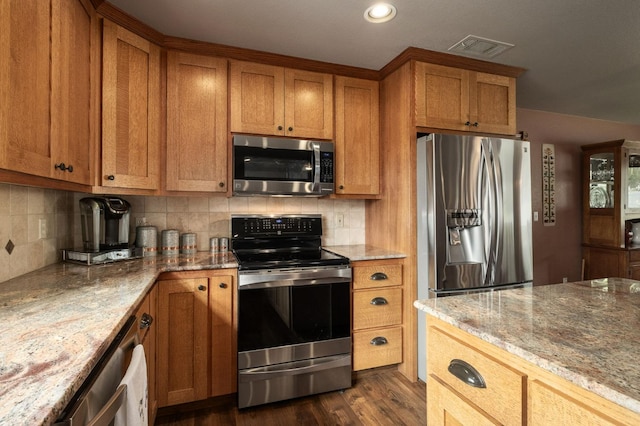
(364, 3, 397, 23)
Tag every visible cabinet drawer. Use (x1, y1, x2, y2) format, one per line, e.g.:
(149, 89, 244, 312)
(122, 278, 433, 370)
(353, 326, 402, 371)
(428, 325, 525, 426)
(353, 288, 402, 330)
(353, 263, 402, 289)
(629, 250, 640, 263)
(427, 375, 499, 426)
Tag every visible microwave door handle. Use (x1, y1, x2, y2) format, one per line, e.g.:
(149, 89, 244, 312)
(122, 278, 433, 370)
(313, 143, 321, 188)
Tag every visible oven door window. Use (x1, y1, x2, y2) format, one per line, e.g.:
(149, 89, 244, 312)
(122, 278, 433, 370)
(234, 146, 314, 182)
(238, 282, 350, 352)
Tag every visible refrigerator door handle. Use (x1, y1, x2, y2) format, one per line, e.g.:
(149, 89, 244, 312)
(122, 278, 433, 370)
(489, 141, 504, 285)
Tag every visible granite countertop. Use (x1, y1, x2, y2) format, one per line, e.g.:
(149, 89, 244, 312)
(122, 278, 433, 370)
(324, 244, 406, 261)
(414, 278, 640, 414)
(0, 252, 237, 426)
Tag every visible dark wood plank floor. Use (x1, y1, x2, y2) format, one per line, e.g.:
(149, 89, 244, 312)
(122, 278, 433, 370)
(155, 366, 426, 425)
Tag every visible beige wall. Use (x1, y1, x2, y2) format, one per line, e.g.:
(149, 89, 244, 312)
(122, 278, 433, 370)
(518, 108, 640, 285)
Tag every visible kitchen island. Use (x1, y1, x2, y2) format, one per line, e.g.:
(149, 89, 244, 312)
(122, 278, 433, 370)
(414, 278, 640, 425)
(0, 253, 237, 426)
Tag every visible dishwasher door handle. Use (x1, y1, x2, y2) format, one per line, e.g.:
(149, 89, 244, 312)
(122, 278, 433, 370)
(86, 384, 127, 426)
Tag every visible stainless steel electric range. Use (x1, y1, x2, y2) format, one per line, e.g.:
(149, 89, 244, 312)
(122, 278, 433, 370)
(231, 214, 352, 409)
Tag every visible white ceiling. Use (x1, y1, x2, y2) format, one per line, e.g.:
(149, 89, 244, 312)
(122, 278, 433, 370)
(107, 0, 640, 125)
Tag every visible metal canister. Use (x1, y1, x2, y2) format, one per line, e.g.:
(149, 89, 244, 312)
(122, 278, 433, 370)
(210, 237, 220, 253)
(219, 237, 229, 252)
(161, 229, 179, 256)
(180, 233, 197, 255)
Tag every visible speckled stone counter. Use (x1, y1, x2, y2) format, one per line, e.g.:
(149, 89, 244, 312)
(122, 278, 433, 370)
(414, 278, 640, 414)
(0, 252, 237, 426)
(324, 244, 406, 261)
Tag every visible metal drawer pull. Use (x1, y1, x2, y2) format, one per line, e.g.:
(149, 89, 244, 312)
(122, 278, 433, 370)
(370, 297, 388, 305)
(448, 359, 486, 389)
(140, 312, 153, 329)
(370, 336, 388, 346)
(370, 272, 388, 280)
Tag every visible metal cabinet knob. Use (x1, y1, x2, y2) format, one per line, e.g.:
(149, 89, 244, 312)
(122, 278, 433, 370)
(278, 125, 283, 131)
(139, 312, 153, 329)
(370, 272, 388, 281)
(339, 185, 344, 190)
(370, 336, 388, 346)
(219, 182, 225, 187)
(107, 175, 115, 181)
(448, 359, 486, 388)
(219, 282, 227, 289)
(198, 285, 206, 291)
(465, 121, 471, 126)
(472, 122, 479, 127)
(288, 126, 293, 132)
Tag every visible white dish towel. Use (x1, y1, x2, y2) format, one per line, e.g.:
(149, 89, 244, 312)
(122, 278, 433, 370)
(115, 344, 148, 426)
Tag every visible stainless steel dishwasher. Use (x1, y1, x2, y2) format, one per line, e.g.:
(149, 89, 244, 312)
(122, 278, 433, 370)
(55, 314, 148, 426)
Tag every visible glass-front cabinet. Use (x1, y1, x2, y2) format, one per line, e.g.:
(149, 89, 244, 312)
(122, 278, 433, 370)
(582, 139, 640, 280)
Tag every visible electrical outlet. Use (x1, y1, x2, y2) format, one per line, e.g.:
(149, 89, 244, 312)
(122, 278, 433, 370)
(335, 213, 344, 228)
(562, 277, 568, 283)
(39, 218, 47, 239)
(136, 217, 146, 226)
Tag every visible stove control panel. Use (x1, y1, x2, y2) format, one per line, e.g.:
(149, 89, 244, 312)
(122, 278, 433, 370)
(231, 215, 323, 238)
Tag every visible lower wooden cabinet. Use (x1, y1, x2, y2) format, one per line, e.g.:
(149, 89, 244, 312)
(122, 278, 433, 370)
(352, 259, 403, 371)
(426, 315, 640, 426)
(156, 269, 236, 407)
(582, 245, 640, 280)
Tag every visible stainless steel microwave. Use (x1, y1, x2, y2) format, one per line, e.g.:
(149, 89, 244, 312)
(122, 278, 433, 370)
(232, 134, 334, 196)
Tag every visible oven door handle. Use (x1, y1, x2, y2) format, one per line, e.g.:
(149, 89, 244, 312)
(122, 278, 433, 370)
(238, 354, 350, 381)
(239, 274, 351, 290)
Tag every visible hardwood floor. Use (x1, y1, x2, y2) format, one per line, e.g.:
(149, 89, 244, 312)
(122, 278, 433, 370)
(155, 366, 426, 425)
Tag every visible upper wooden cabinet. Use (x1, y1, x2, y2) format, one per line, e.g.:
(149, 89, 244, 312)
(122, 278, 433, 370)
(230, 61, 333, 139)
(415, 62, 516, 135)
(101, 20, 160, 190)
(166, 51, 228, 192)
(334, 76, 380, 197)
(0, 0, 96, 184)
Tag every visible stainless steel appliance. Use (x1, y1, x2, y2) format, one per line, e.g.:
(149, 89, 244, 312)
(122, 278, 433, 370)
(232, 134, 335, 196)
(232, 215, 352, 408)
(416, 133, 533, 379)
(64, 197, 139, 265)
(55, 314, 150, 425)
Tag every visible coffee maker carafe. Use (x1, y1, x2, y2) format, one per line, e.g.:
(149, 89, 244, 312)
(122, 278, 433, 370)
(80, 197, 131, 251)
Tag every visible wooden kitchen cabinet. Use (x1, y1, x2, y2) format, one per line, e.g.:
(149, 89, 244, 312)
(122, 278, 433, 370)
(134, 285, 157, 424)
(426, 315, 640, 426)
(0, 0, 97, 184)
(166, 51, 228, 193)
(582, 140, 640, 279)
(415, 62, 516, 135)
(156, 269, 236, 407)
(101, 20, 160, 190)
(334, 76, 380, 197)
(352, 259, 403, 371)
(230, 61, 333, 139)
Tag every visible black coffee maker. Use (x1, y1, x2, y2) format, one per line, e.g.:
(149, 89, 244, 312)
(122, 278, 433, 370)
(80, 196, 131, 251)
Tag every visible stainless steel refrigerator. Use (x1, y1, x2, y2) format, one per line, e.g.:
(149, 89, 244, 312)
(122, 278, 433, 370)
(416, 133, 533, 380)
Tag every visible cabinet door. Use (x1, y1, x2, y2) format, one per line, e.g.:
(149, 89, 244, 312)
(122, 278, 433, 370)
(0, 1, 52, 177)
(470, 72, 516, 135)
(284, 69, 333, 139)
(334, 76, 379, 196)
(427, 375, 499, 426)
(230, 61, 285, 136)
(157, 277, 209, 407)
(209, 274, 236, 397)
(166, 51, 228, 192)
(50, 0, 96, 184)
(415, 62, 470, 131)
(102, 20, 160, 190)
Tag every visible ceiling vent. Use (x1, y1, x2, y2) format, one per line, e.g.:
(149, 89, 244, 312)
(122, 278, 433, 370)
(448, 35, 514, 58)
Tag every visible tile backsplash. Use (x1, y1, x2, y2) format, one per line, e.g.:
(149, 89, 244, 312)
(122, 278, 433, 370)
(0, 184, 365, 284)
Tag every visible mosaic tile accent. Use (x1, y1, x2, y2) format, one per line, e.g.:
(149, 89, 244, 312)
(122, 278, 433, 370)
(542, 144, 556, 226)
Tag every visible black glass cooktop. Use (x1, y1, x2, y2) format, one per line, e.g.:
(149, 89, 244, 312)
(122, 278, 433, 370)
(233, 248, 348, 271)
